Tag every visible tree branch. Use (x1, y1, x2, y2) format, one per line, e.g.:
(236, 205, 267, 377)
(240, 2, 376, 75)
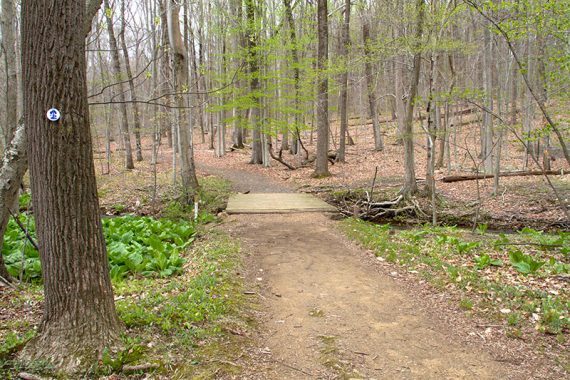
(464, 0, 570, 167)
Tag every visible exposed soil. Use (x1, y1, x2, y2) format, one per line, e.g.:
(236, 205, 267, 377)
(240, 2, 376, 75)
(202, 166, 562, 379)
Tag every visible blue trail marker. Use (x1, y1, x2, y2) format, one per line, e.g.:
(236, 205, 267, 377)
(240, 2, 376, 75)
(46, 108, 61, 122)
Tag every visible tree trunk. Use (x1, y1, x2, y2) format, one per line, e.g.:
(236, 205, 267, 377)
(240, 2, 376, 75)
(167, 0, 199, 204)
(401, 0, 425, 196)
(245, 0, 262, 164)
(159, 0, 173, 149)
(313, 0, 330, 178)
(0, 123, 27, 282)
(336, 0, 350, 163)
(120, 0, 143, 162)
(283, 0, 302, 156)
(482, 23, 494, 173)
(1, 0, 18, 150)
(362, 16, 383, 151)
(20, 0, 122, 371)
(103, 0, 134, 169)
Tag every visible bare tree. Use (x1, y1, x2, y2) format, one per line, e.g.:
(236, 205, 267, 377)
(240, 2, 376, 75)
(336, 0, 351, 163)
(120, 0, 144, 161)
(1, 0, 18, 149)
(167, 0, 199, 204)
(361, 14, 383, 152)
(313, 0, 330, 178)
(401, 0, 425, 196)
(104, 0, 135, 169)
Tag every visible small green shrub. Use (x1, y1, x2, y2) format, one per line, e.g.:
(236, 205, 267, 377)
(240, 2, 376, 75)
(474, 254, 503, 270)
(508, 249, 545, 275)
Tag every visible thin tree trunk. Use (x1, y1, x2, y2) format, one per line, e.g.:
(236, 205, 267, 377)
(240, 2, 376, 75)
(313, 0, 330, 177)
(0, 123, 27, 282)
(103, 0, 134, 169)
(283, 0, 303, 156)
(401, 0, 425, 196)
(120, 0, 143, 162)
(167, 0, 199, 204)
(336, 0, 350, 163)
(362, 16, 383, 151)
(1, 0, 18, 150)
(245, 0, 262, 164)
(482, 23, 494, 173)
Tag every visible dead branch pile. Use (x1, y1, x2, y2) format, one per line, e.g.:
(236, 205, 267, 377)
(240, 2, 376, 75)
(330, 190, 426, 222)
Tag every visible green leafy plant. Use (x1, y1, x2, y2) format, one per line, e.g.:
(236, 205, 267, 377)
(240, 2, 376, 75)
(449, 237, 480, 254)
(508, 249, 545, 275)
(2, 215, 196, 282)
(539, 296, 569, 335)
(476, 223, 488, 235)
(474, 254, 503, 270)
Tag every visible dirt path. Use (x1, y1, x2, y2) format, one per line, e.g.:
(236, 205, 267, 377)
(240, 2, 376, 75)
(199, 164, 555, 379)
(226, 213, 521, 379)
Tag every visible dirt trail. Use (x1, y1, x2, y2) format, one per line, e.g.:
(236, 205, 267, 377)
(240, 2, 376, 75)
(226, 213, 518, 379)
(199, 164, 550, 379)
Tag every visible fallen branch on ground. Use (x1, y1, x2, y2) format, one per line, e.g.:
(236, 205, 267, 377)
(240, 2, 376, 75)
(268, 142, 296, 170)
(441, 170, 565, 183)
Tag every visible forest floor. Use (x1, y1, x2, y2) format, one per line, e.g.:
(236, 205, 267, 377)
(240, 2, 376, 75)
(1, 120, 568, 378)
(192, 119, 570, 231)
(196, 160, 567, 379)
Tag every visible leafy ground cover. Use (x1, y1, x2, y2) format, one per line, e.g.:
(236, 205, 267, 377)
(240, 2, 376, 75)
(341, 219, 569, 369)
(2, 214, 195, 282)
(1, 176, 252, 378)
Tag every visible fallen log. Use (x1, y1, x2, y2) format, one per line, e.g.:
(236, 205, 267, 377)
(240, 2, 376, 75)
(441, 170, 565, 183)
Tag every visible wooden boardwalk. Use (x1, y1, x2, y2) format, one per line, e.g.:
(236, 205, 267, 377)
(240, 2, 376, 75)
(226, 193, 336, 214)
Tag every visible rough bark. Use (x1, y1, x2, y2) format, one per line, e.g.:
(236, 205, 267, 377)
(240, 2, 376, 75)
(313, 0, 330, 178)
(245, 0, 262, 164)
(336, 0, 350, 163)
(362, 16, 383, 151)
(0, 123, 27, 282)
(401, 0, 425, 196)
(20, 0, 122, 370)
(1, 0, 18, 149)
(119, 0, 143, 162)
(284, 0, 303, 156)
(167, 0, 199, 203)
(103, 0, 134, 169)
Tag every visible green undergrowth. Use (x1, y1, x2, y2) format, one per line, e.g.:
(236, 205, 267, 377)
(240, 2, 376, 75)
(341, 219, 569, 343)
(98, 231, 250, 379)
(1, 176, 252, 378)
(2, 215, 195, 282)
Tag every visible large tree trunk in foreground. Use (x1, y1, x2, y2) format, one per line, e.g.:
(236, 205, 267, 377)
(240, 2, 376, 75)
(20, 0, 122, 371)
(313, 0, 330, 178)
